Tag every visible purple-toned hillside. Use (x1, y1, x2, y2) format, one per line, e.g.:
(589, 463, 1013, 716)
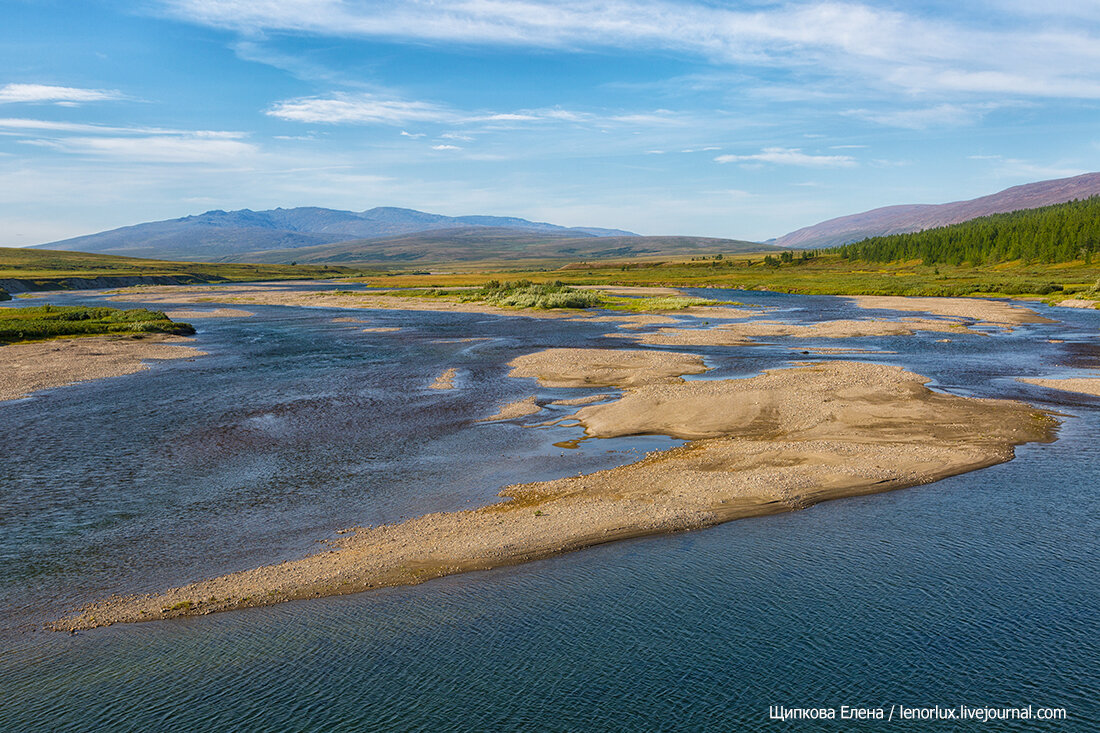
(774, 172, 1100, 249)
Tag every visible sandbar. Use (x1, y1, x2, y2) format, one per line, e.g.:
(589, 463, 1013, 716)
(362, 327, 402, 333)
(53, 358, 1055, 630)
(788, 346, 897, 354)
(110, 285, 588, 320)
(507, 347, 709, 387)
(429, 368, 458, 390)
(678, 306, 761, 320)
(572, 313, 680, 328)
(1054, 299, 1098, 309)
(480, 396, 542, 421)
(1018, 377, 1100, 397)
(164, 308, 253, 319)
(610, 318, 974, 346)
(549, 393, 614, 406)
(0, 334, 204, 403)
(850, 295, 1052, 327)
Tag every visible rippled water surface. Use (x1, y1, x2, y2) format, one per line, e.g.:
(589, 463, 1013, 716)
(1, 286, 1097, 731)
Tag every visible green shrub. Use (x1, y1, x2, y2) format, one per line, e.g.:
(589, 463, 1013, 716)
(0, 305, 194, 343)
(461, 280, 603, 309)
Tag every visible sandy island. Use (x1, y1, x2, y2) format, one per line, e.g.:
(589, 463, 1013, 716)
(164, 308, 253, 319)
(789, 346, 897, 355)
(1018, 377, 1100, 397)
(54, 352, 1055, 631)
(109, 284, 758, 325)
(0, 335, 204, 403)
(507, 347, 709, 387)
(1052, 299, 1098, 309)
(549, 393, 613, 406)
(850, 295, 1053, 327)
(480, 396, 543, 421)
(429, 368, 458, 390)
(111, 285, 588, 320)
(609, 318, 976, 346)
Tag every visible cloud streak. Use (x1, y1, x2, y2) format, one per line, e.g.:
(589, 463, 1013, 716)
(715, 147, 856, 168)
(21, 134, 258, 163)
(0, 84, 124, 105)
(268, 92, 457, 125)
(161, 1, 1100, 99)
(266, 92, 686, 131)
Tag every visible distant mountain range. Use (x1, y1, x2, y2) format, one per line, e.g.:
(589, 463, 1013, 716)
(32, 206, 640, 262)
(772, 172, 1100, 249)
(223, 229, 773, 264)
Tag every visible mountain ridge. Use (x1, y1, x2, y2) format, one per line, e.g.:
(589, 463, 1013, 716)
(32, 206, 638, 261)
(773, 172, 1100, 249)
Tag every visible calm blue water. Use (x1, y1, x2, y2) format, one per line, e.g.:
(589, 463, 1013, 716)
(1, 287, 1097, 731)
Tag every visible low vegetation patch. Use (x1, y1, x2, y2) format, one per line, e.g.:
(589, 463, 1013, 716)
(461, 280, 603, 309)
(601, 295, 719, 311)
(0, 304, 195, 343)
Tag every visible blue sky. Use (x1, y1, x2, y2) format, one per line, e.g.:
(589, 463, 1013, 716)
(3, 1, 1100, 245)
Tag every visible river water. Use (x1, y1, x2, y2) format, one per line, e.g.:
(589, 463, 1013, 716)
(1, 286, 1096, 731)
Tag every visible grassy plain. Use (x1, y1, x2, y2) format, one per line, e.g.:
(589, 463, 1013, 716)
(0, 247, 367, 284)
(351, 253, 1100, 304)
(364, 280, 721, 311)
(4, 246, 1099, 307)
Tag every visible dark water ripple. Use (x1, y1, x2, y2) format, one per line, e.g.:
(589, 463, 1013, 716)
(0, 287, 1097, 730)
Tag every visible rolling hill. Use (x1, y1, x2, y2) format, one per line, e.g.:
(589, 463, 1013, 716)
(773, 172, 1100, 249)
(0, 246, 360, 296)
(32, 206, 638, 261)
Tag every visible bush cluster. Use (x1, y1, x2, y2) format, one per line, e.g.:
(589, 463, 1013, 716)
(464, 280, 603, 309)
(0, 304, 195, 343)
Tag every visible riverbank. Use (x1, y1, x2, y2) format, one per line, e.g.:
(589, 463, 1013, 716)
(0, 334, 204, 402)
(53, 358, 1056, 630)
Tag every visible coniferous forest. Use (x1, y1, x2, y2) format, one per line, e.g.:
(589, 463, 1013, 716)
(838, 196, 1100, 265)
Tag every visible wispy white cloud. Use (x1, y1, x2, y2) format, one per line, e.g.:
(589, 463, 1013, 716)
(847, 103, 1004, 130)
(267, 92, 690, 134)
(1, 117, 258, 163)
(21, 133, 257, 163)
(0, 83, 125, 105)
(268, 92, 457, 125)
(160, 1, 1100, 100)
(715, 147, 856, 168)
(431, 144, 461, 151)
(0, 118, 209, 135)
(479, 112, 541, 122)
(965, 153, 1088, 181)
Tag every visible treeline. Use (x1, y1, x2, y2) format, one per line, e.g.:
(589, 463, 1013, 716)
(837, 196, 1100, 265)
